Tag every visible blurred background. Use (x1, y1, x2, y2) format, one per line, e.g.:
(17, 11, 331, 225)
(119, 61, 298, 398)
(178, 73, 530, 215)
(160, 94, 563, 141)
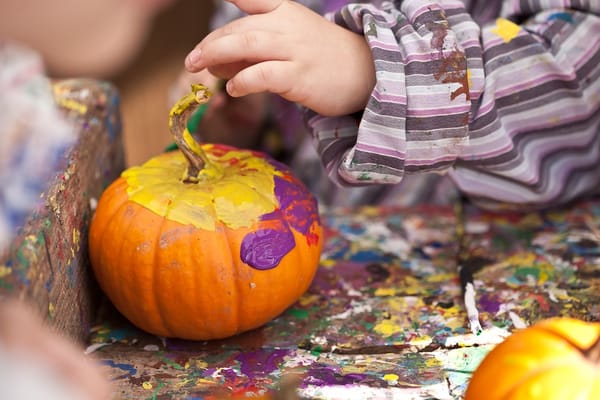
(113, 0, 213, 166)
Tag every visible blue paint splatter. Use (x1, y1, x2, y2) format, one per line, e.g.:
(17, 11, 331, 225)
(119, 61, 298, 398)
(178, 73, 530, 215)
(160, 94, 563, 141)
(100, 359, 137, 379)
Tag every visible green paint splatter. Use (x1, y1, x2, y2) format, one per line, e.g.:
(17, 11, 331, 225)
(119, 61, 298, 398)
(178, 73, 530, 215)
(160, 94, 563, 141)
(311, 346, 322, 357)
(160, 354, 185, 370)
(148, 381, 165, 400)
(289, 308, 309, 320)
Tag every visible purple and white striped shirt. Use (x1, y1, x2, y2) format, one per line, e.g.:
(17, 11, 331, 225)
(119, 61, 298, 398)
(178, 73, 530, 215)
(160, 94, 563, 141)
(307, 0, 600, 210)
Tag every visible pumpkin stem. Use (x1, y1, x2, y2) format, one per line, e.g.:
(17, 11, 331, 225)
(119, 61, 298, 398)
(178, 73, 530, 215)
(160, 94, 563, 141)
(584, 335, 600, 364)
(168, 83, 214, 183)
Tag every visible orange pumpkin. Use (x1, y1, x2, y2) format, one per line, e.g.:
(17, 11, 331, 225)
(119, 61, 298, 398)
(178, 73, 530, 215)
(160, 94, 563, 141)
(465, 317, 600, 399)
(88, 85, 323, 340)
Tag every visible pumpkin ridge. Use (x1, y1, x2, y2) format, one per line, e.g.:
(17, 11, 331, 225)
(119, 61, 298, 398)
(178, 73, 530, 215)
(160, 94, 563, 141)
(583, 336, 600, 364)
(534, 323, 600, 361)
(222, 221, 242, 336)
(151, 210, 173, 337)
(110, 202, 144, 321)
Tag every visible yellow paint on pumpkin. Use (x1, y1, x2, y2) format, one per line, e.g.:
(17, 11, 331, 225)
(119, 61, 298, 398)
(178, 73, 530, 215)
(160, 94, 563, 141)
(492, 18, 521, 43)
(142, 382, 153, 390)
(123, 146, 283, 230)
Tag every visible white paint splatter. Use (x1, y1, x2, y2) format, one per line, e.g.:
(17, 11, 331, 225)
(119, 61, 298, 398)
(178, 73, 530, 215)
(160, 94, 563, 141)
(508, 311, 528, 329)
(83, 342, 111, 355)
(328, 300, 373, 320)
(300, 383, 453, 400)
(444, 326, 510, 347)
(464, 282, 482, 335)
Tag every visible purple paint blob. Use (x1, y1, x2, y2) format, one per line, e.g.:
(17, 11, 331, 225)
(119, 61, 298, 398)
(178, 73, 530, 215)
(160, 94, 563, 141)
(303, 366, 370, 387)
(236, 349, 290, 379)
(240, 222, 295, 270)
(240, 174, 320, 270)
(478, 293, 501, 314)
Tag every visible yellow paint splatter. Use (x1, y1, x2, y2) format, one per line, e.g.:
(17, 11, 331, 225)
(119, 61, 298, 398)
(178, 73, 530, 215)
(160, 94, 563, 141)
(504, 252, 536, 267)
(341, 364, 367, 374)
(383, 374, 399, 384)
(374, 319, 402, 337)
(466, 69, 472, 89)
(53, 97, 88, 115)
(72, 228, 80, 246)
(374, 287, 397, 297)
(299, 294, 320, 306)
(142, 382, 153, 390)
(0, 265, 12, 278)
(427, 272, 456, 283)
(48, 303, 55, 318)
(123, 145, 284, 230)
(492, 18, 521, 43)
(410, 335, 433, 349)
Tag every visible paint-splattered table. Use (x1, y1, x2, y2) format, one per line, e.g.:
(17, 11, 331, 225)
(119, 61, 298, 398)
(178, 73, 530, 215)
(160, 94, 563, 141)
(90, 200, 600, 399)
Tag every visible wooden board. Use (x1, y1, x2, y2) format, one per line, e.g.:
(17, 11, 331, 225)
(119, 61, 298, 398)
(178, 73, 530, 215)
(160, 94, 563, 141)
(0, 79, 125, 343)
(90, 200, 600, 399)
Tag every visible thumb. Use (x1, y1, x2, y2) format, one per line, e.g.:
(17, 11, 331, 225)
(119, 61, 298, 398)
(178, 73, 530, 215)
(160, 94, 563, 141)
(226, 0, 284, 14)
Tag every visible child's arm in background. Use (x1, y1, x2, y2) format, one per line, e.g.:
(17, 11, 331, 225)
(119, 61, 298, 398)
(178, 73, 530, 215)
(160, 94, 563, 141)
(187, 0, 600, 210)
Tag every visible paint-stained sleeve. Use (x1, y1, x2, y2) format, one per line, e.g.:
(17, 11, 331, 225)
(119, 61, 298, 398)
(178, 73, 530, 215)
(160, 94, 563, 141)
(306, 0, 600, 210)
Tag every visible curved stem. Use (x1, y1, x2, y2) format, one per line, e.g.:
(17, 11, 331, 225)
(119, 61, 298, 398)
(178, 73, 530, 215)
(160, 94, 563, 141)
(583, 335, 600, 364)
(168, 84, 213, 183)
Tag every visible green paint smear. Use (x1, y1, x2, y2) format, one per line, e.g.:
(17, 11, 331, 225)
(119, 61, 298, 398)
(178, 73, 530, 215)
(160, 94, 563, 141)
(311, 345, 322, 356)
(514, 266, 540, 282)
(160, 354, 185, 370)
(289, 308, 310, 320)
(148, 382, 166, 400)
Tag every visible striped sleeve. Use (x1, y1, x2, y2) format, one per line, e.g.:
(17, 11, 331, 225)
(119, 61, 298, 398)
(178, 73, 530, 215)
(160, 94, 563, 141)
(306, 0, 600, 210)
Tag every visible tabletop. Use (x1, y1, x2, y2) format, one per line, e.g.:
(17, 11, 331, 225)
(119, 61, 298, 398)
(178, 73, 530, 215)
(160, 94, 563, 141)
(89, 199, 600, 399)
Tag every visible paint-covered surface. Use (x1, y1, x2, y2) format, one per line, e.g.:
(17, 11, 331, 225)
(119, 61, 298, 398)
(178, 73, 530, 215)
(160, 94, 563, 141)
(0, 79, 125, 342)
(90, 200, 600, 399)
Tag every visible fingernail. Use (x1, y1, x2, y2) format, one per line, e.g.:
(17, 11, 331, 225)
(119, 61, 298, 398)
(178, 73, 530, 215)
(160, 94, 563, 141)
(226, 80, 235, 95)
(185, 49, 202, 68)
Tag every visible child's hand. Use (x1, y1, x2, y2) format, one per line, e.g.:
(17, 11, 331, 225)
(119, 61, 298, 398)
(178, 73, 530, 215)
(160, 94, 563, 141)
(184, 0, 375, 117)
